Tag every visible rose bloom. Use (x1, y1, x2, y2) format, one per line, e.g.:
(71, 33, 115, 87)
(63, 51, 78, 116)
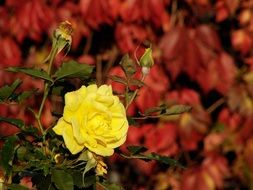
(53, 84, 128, 156)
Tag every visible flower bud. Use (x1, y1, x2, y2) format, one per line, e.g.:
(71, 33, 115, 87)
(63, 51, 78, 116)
(53, 21, 73, 54)
(139, 47, 154, 75)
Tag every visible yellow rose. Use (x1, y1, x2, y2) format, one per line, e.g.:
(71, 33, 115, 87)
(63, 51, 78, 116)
(53, 84, 129, 156)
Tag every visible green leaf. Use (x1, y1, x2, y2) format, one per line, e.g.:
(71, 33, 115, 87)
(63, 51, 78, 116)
(0, 79, 22, 102)
(127, 117, 136, 125)
(165, 105, 192, 115)
(6, 67, 53, 82)
(97, 181, 125, 190)
(0, 117, 25, 129)
(69, 170, 96, 189)
(1, 136, 18, 174)
(37, 175, 55, 190)
(7, 184, 30, 190)
(16, 146, 27, 161)
(69, 170, 84, 188)
(0, 117, 38, 136)
(128, 78, 145, 87)
(144, 104, 167, 115)
(54, 60, 94, 81)
(51, 86, 65, 96)
(119, 54, 136, 77)
(51, 169, 74, 190)
(17, 90, 37, 103)
(127, 146, 147, 155)
(108, 76, 127, 85)
(125, 92, 135, 104)
(82, 175, 96, 188)
(145, 153, 183, 167)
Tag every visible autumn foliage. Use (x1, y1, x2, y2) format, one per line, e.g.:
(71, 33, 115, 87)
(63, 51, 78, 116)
(1, 0, 253, 189)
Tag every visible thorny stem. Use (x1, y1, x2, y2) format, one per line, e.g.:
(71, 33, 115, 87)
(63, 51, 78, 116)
(125, 74, 146, 110)
(36, 46, 58, 135)
(34, 45, 58, 156)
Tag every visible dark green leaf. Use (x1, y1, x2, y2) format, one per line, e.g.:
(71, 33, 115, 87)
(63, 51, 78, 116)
(0, 117, 38, 136)
(1, 136, 18, 174)
(127, 117, 136, 125)
(83, 175, 96, 188)
(108, 76, 127, 85)
(0, 79, 22, 102)
(16, 146, 27, 161)
(165, 105, 192, 115)
(0, 117, 25, 129)
(51, 86, 65, 96)
(97, 181, 124, 190)
(125, 92, 134, 104)
(37, 175, 55, 190)
(127, 146, 147, 155)
(6, 67, 53, 82)
(144, 104, 167, 115)
(69, 170, 85, 188)
(7, 184, 30, 190)
(68, 170, 96, 189)
(51, 169, 74, 190)
(145, 153, 183, 167)
(119, 54, 136, 77)
(17, 90, 36, 103)
(54, 60, 94, 81)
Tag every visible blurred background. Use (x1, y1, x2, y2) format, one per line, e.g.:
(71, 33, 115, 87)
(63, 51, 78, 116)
(1, 0, 253, 189)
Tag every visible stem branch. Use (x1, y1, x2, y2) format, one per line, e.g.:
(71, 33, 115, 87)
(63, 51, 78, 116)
(125, 74, 146, 110)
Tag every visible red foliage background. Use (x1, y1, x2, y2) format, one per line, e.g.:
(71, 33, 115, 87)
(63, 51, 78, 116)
(1, 0, 253, 189)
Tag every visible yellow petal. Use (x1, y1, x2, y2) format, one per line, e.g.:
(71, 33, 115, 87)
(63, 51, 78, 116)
(97, 85, 112, 95)
(53, 118, 68, 135)
(62, 124, 84, 154)
(87, 84, 98, 93)
(87, 143, 114, 156)
(95, 95, 114, 107)
(71, 118, 86, 144)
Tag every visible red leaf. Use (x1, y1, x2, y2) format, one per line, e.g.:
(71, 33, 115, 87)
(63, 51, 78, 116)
(182, 155, 229, 190)
(0, 37, 21, 67)
(115, 23, 149, 53)
(136, 65, 169, 113)
(120, 0, 170, 30)
(79, 0, 120, 29)
(160, 25, 237, 94)
(9, 1, 54, 42)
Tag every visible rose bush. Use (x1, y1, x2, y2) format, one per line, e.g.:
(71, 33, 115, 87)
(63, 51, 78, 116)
(53, 84, 129, 156)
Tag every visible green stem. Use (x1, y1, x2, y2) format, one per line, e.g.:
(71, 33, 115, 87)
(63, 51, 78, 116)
(47, 44, 58, 76)
(125, 74, 146, 110)
(36, 46, 58, 133)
